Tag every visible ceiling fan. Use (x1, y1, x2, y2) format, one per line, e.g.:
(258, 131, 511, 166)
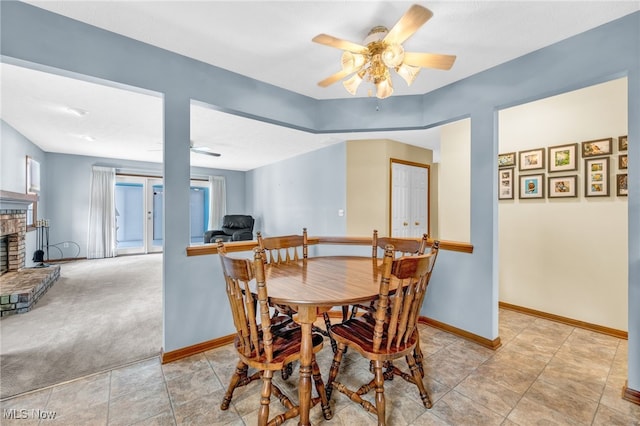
(147, 140, 221, 157)
(190, 140, 221, 157)
(312, 4, 456, 99)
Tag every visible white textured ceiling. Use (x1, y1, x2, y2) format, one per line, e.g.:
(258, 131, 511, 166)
(2, 1, 639, 171)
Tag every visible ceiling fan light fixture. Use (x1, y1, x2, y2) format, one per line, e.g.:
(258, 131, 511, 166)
(341, 51, 366, 71)
(313, 4, 454, 100)
(343, 73, 363, 95)
(396, 63, 421, 86)
(376, 78, 393, 99)
(381, 44, 404, 68)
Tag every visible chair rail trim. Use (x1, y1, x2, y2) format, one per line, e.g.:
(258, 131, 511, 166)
(186, 236, 473, 256)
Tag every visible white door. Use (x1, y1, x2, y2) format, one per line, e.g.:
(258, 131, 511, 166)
(115, 176, 163, 255)
(391, 161, 429, 238)
(409, 166, 428, 236)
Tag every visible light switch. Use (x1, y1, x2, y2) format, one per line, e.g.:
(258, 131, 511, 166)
(338, 209, 344, 217)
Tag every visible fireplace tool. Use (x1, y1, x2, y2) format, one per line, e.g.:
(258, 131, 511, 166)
(32, 219, 49, 267)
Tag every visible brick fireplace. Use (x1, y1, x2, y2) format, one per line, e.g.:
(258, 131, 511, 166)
(0, 191, 60, 316)
(0, 209, 27, 272)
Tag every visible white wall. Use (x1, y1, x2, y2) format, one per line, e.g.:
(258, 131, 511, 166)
(437, 119, 471, 242)
(499, 78, 628, 331)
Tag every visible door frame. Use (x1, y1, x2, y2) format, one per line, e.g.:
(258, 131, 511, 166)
(389, 158, 431, 238)
(115, 175, 163, 255)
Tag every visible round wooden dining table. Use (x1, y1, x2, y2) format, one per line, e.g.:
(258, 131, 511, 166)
(264, 255, 393, 426)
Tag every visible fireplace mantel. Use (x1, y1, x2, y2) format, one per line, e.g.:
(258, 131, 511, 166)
(0, 190, 38, 211)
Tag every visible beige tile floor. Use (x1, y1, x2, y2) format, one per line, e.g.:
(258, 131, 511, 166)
(1, 309, 639, 425)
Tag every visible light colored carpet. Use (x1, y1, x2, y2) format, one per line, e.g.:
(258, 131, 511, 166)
(0, 254, 162, 399)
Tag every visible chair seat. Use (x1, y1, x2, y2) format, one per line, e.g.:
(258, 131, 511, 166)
(270, 314, 297, 331)
(330, 315, 417, 359)
(236, 327, 324, 367)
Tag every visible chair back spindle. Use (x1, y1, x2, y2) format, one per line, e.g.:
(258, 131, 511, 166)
(257, 228, 308, 264)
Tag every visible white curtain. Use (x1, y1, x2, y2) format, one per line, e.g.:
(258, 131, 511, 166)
(208, 176, 226, 230)
(87, 166, 116, 259)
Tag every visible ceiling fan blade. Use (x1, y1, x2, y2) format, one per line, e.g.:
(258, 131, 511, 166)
(191, 147, 221, 157)
(384, 4, 433, 45)
(403, 52, 456, 70)
(317, 68, 358, 87)
(312, 34, 368, 54)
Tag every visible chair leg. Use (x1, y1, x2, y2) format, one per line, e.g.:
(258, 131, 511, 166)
(281, 362, 293, 380)
(341, 305, 349, 322)
(406, 353, 432, 409)
(326, 343, 346, 400)
(312, 358, 333, 420)
(414, 333, 425, 378)
(322, 312, 338, 353)
(221, 360, 248, 410)
(259, 370, 273, 426)
(373, 360, 386, 426)
(349, 305, 358, 319)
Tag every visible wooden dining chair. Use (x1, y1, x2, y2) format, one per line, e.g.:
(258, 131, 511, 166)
(257, 229, 340, 354)
(257, 229, 308, 265)
(372, 229, 429, 259)
(217, 242, 331, 425)
(256, 229, 308, 320)
(326, 242, 440, 425)
(366, 230, 432, 375)
(350, 230, 430, 319)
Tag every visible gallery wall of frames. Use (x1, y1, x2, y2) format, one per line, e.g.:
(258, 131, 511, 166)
(498, 135, 628, 200)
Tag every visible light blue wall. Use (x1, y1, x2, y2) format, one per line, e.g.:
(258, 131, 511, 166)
(2, 2, 639, 391)
(246, 142, 347, 237)
(0, 120, 47, 267)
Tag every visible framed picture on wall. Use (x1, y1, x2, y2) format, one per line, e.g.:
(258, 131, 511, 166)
(584, 157, 610, 197)
(617, 173, 628, 196)
(618, 135, 628, 151)
(581, 137, 613, 157)
(26, 156, 41, 194)
(619, 154, 628, 170)
(548, 175, 577, 198)
(498, 167, 514, 200)
(518, 148, 545, 171)
(548, 143, 578, 173)
(519, 173, 545, 199)
(498, 152, 516, 168)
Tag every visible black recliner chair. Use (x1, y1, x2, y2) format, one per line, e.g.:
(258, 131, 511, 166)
(204, 215, 255, 243)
